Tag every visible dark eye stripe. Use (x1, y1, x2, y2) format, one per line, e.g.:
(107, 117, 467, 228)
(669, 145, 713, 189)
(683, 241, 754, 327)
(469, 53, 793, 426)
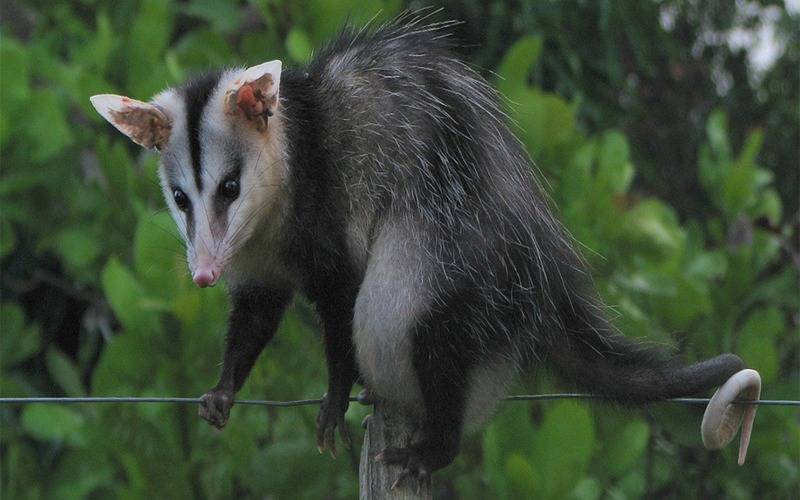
(185, 206, 195, 242)
(182, 70, 223, 191)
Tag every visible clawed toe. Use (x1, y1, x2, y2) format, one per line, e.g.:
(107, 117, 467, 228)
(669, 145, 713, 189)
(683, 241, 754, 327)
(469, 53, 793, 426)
(316, 393, 351, 457)
(375, 446, 431, 492)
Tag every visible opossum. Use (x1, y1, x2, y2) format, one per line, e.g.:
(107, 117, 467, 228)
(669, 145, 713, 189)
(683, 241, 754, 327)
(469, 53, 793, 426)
(90, 17, 757, 482)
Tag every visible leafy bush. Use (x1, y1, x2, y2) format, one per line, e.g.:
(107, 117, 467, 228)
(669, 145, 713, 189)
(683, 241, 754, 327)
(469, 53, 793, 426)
(1, 1, 797, 499)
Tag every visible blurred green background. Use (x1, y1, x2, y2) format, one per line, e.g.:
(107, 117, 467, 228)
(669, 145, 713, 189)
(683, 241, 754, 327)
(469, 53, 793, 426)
(1, 0, 798, 498)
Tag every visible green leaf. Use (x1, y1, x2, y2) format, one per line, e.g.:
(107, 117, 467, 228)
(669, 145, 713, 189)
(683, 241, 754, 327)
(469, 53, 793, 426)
(2, 442, 41, 499)
(91, 332, 162, 395)
(240, 31, 282, 65)
(21, 404, 87, 446)
(596, 130, 634, 194)
(722, 163, 758, 215)
(183, 0, 243, 33)
(46, 348, 85, 397)
(127, 0, 174, 97)
(48, 450, 115, 499)
(611, 468, 646, 499)
(735, 129, 764, 169)
(0, 37, 30, 105)
(497, 36, 542, 93)
(706, 109, 731, 163)
(747, 268, 800, 310)
(0, 37, 29, 146)
(244, 437, 348, 497)
(737, 307, 784, 383)
(0, 217, 16, 259)
(486, 403, 538, 460)
(601, 419, 650, 477)
(95, 138, 134, 203)
(301, 0, 393, 44)
(286, 28, 313, 63)
(508, 88, 577, 165)
(72, 12, 117, 74)
(134, 212, 184, 297)
(101, 257, 159, 335)
(505, 454, 538, 498)
(698, 144, 722, 201)
(484, 424, 511, 498)
(660, 275, 712, 329)
(0, 375, 29, 397)
(569, 477, 602, 500)
(753, 188, 782, 225)
(484, 403, 538, 498)
(531, 402, 594, 499)
(559, 141, 596, 203)
(174, 30, 235, 70)
(23, 90, 74, 163)
(93, 13, 116, 72)
(0, 302, 41, 367)
(619, 200, 684, 259)
(686, 250, 727, 281)
(53, 227, 102, 276)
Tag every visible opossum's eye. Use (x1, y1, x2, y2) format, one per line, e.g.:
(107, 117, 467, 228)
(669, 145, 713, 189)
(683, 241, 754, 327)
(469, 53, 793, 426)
(173, 188, 189, 211)
(219, 178, 240, 200)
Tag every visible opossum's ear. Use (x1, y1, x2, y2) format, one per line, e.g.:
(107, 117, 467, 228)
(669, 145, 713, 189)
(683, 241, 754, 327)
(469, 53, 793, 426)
(224, 60, 282, 132)
(89, 94, 172, 150)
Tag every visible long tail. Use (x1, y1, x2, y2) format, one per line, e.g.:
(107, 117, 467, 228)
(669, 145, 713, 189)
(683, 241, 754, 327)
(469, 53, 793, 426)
(543, 299, 745, 403)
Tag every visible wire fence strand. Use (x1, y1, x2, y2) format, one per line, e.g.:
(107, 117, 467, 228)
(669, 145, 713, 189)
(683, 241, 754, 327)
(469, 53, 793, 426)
(0, 394, 797, 406)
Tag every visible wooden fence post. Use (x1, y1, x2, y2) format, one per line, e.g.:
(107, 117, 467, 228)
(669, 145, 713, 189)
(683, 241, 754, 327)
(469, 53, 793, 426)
(359, 399, 432, 499)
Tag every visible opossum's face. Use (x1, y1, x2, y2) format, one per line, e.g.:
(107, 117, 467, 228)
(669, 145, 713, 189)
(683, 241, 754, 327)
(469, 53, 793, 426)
(90, 61, 287, 288)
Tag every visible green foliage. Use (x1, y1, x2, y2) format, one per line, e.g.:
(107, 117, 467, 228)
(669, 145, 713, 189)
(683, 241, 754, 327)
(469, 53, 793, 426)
(21, 404, 87, 447)
(1, 1, 797, 499)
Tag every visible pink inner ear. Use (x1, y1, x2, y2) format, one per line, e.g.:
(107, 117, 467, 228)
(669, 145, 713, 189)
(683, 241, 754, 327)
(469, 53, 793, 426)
(237, 84, 259, 115)
(110, 106, 171, 150)
(228, 75, 276, 132)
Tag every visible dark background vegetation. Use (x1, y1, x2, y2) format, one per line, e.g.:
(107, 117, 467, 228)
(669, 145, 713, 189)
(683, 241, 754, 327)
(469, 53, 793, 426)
(1, 0, 798, 498)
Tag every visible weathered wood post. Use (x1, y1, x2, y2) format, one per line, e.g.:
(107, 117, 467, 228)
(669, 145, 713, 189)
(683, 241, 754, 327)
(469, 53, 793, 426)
(359, 399, 432, 499)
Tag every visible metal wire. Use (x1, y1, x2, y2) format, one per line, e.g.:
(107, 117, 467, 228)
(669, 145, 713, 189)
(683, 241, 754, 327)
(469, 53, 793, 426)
(0, 394, 797, 406)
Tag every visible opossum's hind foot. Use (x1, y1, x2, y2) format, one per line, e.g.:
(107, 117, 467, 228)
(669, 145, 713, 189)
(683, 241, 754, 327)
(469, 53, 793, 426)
(375, 446, 430, 493)
(316, 392, 352, 458)
(199, 387, 234, 429)
(375, 440, 455, 492)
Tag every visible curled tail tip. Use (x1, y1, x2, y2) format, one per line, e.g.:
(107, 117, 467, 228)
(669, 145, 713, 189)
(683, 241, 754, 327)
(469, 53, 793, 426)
(701, 368, 762, 466)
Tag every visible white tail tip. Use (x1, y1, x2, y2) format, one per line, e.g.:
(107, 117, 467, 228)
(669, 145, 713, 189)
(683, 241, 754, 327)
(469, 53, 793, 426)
(701, 368, 761, 465)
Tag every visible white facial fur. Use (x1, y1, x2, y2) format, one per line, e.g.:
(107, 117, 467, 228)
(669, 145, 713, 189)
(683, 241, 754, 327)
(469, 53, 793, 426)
(162, 68, 288, 287)
(91, 61, 289, 288)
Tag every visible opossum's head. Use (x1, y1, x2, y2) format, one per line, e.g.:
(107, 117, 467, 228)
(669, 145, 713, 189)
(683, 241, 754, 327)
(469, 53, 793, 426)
(90, 61, 288, 288)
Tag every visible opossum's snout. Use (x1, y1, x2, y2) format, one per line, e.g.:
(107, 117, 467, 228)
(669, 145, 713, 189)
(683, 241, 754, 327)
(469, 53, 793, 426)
(188, 238, 227, 288)
(192, 254, 221, 288)
(193, 270, 218, 288)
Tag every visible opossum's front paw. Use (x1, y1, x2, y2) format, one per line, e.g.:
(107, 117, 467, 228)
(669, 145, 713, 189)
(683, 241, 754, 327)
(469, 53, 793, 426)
(316, 392, 351, 458)
(199, 387, 234, 429)
(375, 446, 431, 493)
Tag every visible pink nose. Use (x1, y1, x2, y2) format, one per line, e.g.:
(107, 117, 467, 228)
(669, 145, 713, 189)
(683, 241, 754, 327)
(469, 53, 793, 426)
(192, 267, 220, 288)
